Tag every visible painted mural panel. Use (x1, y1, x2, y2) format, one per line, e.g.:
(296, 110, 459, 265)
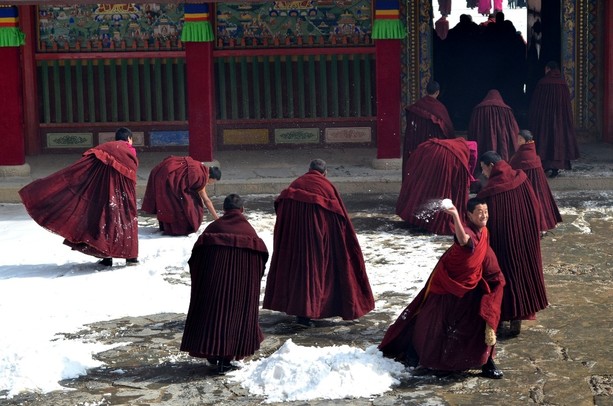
(215, 1, 372, 48)
(37, 4, 184, 51)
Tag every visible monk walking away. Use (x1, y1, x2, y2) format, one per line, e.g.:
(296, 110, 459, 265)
(402, 80, 455, 178)
(180, 194, 269, 375)
(467, 89, 519, 161)
(19, 127, 139, 267)
(509, 130, 562, 232)
(380, 198, 506, 379)
(142, 155, 221, 236)
(263, 159, 375, 327)
(477, 151, 548, 336)
(528, 60, 580, 177)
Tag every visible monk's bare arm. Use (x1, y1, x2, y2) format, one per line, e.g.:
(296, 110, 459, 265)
(444, 205, 470, 246)
(198, 187, 219, 220)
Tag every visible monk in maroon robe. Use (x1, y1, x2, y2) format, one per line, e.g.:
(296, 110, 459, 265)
(19, 132, 138, 264)
(141, 156, 220, 236)
(380, 198, 505, 379)
(180, 194, 269, 375)
(528, 61, 580, 175)
(263, 159, 375, 326)
(468, 89, 519, 161)
(396, 138, 478, 235)
(509, 130, 562, 231)
(403, 81, 455, 178)
(477, 151, 548, 336)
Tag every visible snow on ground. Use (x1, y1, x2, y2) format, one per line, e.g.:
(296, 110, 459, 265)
(0, 201, 447, 400)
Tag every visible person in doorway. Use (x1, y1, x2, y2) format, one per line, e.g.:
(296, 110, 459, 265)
(477, 151, 548, 336)
(263, 159, 375, 327)
(509, 130, 562, 232)
(396, 137, 478, 235)
(180, 194, 269, 375)
(402, 80, 455, 178)
(468, 89, 519, 161)
(19, 127, 139, 266)
(478, 0, 503, 16)
(528, 61, 580, 177)
(141, 156, 221, 236)
(380, 198, 506, 379)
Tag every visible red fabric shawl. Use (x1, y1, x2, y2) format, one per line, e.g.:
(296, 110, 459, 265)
(262, 170, 375, 320)
(403, 96, 455, 175)
(468, 89, 519, 161)
(19, 141, 138, 259)
(528, 69, 580, 170)
(509, 142, 562, 231)
(379, 225, 505, 370)
(477, 161, 548, 320)
(396, 138, 472, 235)
(180, 209, 269, 360)
(141, 156, 209, 236)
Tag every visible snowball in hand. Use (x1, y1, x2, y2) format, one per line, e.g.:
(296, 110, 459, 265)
(440, 198, 453, 209)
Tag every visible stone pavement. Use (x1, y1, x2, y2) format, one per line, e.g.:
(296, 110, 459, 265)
(1, 192, 612, 406)
(0, 139, 612, 203)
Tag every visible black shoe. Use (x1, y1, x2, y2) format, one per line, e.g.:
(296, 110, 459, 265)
(509, 320, 522, 336)
(98, 258, 112, 266)
(126, 258, 139, 266)
(296, 316, 314, 327)
(548, 168, 560, 178)
(482, 358, 504, 379)
(217, 360, 238, 375)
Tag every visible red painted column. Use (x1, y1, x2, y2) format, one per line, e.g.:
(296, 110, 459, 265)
(375, 39, 402, 159)
(19, 6, 40, 155)
(185, 41, 215, 162)
(604, 0, 613, 143)
(0, 46, 25, 165)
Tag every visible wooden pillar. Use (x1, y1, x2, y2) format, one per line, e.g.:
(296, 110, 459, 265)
(185, 41, 215, 162)
(20, 6, 40, 155)
(0, 5, 25, 166)
(375, 39, 402, 159)
(0, 46, 24, 165)
(605, 0, 613, 143)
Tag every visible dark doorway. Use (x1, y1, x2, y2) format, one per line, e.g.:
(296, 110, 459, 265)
(431, 1, 561, 131)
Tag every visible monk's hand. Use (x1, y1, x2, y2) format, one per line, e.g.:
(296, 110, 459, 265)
(485, 324, 497, 346)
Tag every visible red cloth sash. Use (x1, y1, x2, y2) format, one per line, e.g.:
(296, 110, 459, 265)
(429, 227, 489, 297)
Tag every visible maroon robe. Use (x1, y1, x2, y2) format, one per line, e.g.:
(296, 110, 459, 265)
(509, 142, 562, 231)
(528, 69, 580, 170)
(403, 96, 455, 177)
(396, 138, 473, 235)
(477, 161, 548, 321)
(180, 209, 269, 360)
(262, 170, 375, 320)
(379, 226, 505, 371)
(468, 89, 519, 161)
(19, 141, 138, 259)
(141, 156, 209, 236)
